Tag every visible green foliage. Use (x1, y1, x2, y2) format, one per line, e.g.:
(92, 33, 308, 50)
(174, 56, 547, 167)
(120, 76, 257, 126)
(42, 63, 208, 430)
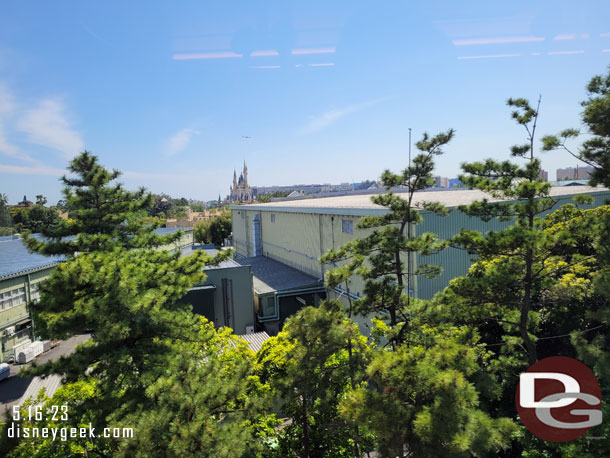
(0, 192, 12, 227)
(456, 96, 552, 365)
(256, 302, 371, 458)
(114, 323, 271, 458)
(10, 151, 266, 457)
(23, 152, 177, 255)
(322, 130, 454, 343)
(257, 194, 272, 203)
(340, 325, 516, 458)
(1, 379, 116, 458)
(194, 211, 232, 247)
(9, 205, 60, 233)
(0, 227, 16, 236)
(543, 66, 610, 187)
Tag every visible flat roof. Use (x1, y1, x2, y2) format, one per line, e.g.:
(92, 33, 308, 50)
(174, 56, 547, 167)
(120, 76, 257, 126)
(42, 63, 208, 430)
(231, 186, 609, 216)
(180, 244, 241, 268)
(236, 256, 322, 295)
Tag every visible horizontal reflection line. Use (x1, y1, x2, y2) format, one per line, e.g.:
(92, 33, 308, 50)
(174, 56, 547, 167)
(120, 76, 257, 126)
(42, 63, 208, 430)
(453, 36, 544, 46)
(458, 53, 521, 60)
(172, 52, 243, 60)
(548, 50, 584, 55)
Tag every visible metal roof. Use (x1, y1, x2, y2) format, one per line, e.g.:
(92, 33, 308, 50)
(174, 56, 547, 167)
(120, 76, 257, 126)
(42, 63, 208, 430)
(0, 227, 197, 280)
(0, 237, 64, 280)
(19, 374, 63, 403)
(239, 332, 271, 352)
(236, 256, 322, 295)
(232, 186, 609, 216)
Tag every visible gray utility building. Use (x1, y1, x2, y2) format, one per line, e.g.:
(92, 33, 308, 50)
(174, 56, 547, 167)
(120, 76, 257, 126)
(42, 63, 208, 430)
(231, 186, 610, 332)
(179, 244, 255, 335)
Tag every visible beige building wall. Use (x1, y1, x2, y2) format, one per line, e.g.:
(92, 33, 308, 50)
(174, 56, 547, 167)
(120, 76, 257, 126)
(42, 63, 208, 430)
(1, 266, 55, 362)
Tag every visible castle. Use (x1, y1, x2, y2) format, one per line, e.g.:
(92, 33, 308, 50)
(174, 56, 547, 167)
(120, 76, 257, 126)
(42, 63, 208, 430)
(229, 161, 253, 203)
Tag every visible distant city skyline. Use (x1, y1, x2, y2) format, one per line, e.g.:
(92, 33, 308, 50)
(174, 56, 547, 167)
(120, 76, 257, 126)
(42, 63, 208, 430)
(1, 1, 609, 204)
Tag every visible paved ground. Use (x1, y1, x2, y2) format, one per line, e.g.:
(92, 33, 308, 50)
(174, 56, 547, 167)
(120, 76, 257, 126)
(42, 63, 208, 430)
(0, 334, 90, 413)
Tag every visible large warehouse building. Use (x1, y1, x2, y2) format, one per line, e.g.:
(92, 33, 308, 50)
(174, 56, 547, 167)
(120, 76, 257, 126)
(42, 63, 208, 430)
(231, 186, 610, 334)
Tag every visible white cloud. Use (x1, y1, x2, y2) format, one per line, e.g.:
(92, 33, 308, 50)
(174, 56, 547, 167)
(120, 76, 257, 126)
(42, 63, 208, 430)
(0, 83, 37, 163)
(0, 83, 15, 115)
(299, 98, 388, 135)
(0, 163, 64, 176)
(165, 128, 199, 157)
(17, 98, 84, 159)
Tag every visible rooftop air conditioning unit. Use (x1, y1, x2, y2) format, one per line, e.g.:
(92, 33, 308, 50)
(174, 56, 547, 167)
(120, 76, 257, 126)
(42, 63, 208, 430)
(3, 326, 15, 337)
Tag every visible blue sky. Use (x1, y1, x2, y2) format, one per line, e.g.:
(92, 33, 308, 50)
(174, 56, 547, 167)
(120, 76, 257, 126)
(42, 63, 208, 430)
(1, 1, 609, 204)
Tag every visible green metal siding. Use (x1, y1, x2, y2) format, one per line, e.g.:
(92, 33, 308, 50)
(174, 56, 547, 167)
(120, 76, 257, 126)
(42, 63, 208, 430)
(416, 190, 610, 299)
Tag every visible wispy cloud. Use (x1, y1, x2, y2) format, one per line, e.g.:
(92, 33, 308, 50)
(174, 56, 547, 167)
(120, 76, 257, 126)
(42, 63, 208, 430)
(0, 83, 38, 164)
(309, 63, 335, 67)
(299, 97, 388, 135)
(0, 163, 64, 176)
(81, 22, 113, 46)
(453, 36, 544, 46)
(0, 83, 15, 115)
(17, 98, 84, 159)
(172, 52, 243, 60)
(166, 128, 199, 157)
(554, 34, 576, 41)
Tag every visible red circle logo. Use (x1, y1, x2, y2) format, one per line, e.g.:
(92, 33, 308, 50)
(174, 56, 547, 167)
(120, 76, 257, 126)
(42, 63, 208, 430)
(516, 356, 602, 442)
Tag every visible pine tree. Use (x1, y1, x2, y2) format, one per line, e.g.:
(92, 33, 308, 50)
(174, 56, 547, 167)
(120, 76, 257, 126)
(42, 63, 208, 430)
(256, 302, 370, 458)
(543, 67, 610, 187)
(322, 130, 454, 346)
(453, 97, 557, 365)
(9, 152, 271, 456)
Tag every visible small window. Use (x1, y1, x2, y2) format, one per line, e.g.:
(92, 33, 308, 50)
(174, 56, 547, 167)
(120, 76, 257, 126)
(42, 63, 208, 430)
(342, 219, 353, 234)
(270, 214, 276, 223)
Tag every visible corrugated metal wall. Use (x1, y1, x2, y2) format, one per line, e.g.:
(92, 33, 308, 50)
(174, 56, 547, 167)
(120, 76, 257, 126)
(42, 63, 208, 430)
(416, 191, 610, 299)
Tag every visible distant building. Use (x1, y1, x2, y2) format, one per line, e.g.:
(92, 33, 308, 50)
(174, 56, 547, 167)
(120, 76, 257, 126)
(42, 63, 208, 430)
(16, 196, 33, 208)
(557, 166, 594, 181)
(434, 176, 450, 188)
(166, 207, 210, 228)
(229, 161, 253, 203)
(449, 178, 463, 188)
(539, 169, 548, 181)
